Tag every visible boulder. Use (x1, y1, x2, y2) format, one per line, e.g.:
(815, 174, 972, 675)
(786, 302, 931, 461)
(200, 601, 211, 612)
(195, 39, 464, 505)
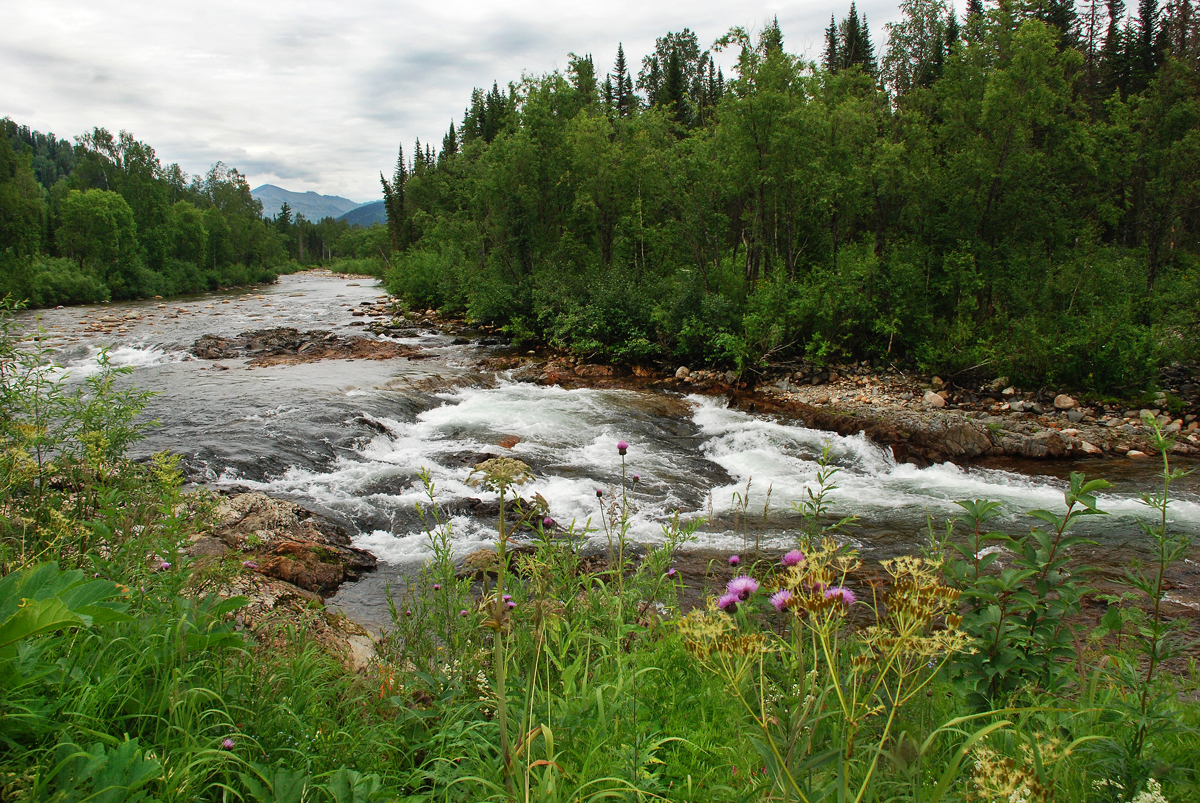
(988, 376, 1010, 392)
(1053, 394, 1077, 410)
(1079, 440, 1102, 455)
(941, 424, 993, 458)
(1066, 409, 1085, 424)
(675, 366, 691, 379)
(575, 364, 615, 377)
(923, 390, 946, 408)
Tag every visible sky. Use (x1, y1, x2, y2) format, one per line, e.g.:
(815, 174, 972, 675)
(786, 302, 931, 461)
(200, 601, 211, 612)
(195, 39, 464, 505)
(1, 0, 901, 204)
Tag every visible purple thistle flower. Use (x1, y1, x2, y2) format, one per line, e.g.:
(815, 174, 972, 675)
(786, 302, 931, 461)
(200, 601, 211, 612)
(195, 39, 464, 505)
(781, 549, 805, 567)
(433, 583, 441, 590)
(405, 609, 412, 616)
(769, 589, 794, 611)
(728, 554, 740, 566)
(617, 440, 629, 455)
(727, 575, 759, 600)
(666, 568, 677, 579)
(543, 516, 555, 527)
(717, 593, 739, 613)
(242, 560, 258, 569)
(632, 474, 640, 483)
(502, 594, 512, 602)
(507, 600, 516, 609)
(824, 586, 856, 607)
(221, 738, 236, 750)
(159, 561, 171, 571)
(460, 609, 469, 617)
(596, 489, 603, 498)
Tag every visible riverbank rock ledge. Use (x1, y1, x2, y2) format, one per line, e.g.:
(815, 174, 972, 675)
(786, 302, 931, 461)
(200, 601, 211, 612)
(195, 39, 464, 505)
(189, 491, 377, 594)
(193, 327, 414, 366)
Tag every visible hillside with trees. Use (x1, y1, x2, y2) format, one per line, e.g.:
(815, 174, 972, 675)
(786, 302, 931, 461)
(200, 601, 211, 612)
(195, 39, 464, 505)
(0, 122, 392, 306)
(381, 0, 1200, 392)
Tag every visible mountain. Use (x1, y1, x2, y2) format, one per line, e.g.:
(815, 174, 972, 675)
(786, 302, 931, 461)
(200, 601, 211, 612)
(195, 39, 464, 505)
(337, 200, 386, 227)
(251, 184, 362, 221)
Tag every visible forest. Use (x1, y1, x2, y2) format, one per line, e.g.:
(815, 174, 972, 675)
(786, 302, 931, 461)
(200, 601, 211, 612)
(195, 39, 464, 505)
(381, 0, 1200, 392)
(0, 121, 387, 307)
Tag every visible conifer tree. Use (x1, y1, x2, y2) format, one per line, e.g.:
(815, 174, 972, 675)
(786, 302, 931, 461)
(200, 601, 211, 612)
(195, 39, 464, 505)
(1104, 0, 1129, 93)
(1134, 0, 1162, 84)
(760, 16, 784, 54)
(612, 44, 633, 116)
(825, 14, 842, 71)
(380, 144, 407, 250)
(440, 123, 458, 163)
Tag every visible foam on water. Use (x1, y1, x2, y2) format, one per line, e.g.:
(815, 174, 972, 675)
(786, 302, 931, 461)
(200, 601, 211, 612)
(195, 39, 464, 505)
(50, 343, 192, 381)
(232, 381, 1199, 563)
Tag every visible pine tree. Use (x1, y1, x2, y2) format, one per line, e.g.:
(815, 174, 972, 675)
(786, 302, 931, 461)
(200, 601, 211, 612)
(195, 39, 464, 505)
(760, 15, 784, 54)
(1135, 0, 1161, 82)
(440, 123, 458, 163)
(1103, 0, 1130, 93)
(613, 44, 633, 116)
(825, 14, 842, 71)
(380, 144, 407, 250)
(965, 0, 986, 40)
(662, 47, 688, 124)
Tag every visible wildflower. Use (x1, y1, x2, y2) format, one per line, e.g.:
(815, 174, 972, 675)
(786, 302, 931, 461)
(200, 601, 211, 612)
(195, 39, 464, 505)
(405, 609, 412, 616)
(542, 516, 554, 527)
(158, 561, 171, 571)
(596, 489, 603, 498)
(632, 474, 640, 482)
(93, 572, 100, 578)
(728, 554, 740, 566)
(781, 549, 804, 567)
(727, 575, 759, 600)
(507, 600, 516, 609)
(667, 568, 677, 579)
(460, 609, 468, 617)
(717, 593, 739, 612)
(221, 738, 236, 750)
(617, 440, 629, 455)
(769, 589, 794, 611)
(242, 560, 257, 569)
(823, 586, 856, 607)
(433, 583, 441, 590)
(502, 594, 512, 602)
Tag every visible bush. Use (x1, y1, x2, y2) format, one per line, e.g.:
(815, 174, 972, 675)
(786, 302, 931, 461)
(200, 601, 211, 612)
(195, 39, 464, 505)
(26, 257, 109, 306)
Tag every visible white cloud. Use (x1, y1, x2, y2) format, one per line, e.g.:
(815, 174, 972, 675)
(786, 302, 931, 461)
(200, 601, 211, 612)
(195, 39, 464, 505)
(0, 0, 901, 202)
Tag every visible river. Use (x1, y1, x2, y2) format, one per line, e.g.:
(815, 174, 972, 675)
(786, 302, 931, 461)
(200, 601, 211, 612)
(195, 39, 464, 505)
(19, 272, 1200, 629)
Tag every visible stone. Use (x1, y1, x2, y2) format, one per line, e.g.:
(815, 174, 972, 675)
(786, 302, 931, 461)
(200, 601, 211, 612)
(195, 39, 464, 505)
(1007, 401, 1025, 412)
(931, 376, 945, 389)
(988, 376, 1010, 392)
(575, 364, 615, 377)
(675, 366, 690, 379)
(923, 390, 946, 408)
(1126, 449, 1148, 459)
(1079, 440, 1102, 454)
(941, 424, 993, 458)
(1053, 394, 1076, 410)
(813, 393, 831, 405)
(1163, 422, 1182, 433)
(1066, 409, 1085, 424)
(1002, 386, 1016, 396)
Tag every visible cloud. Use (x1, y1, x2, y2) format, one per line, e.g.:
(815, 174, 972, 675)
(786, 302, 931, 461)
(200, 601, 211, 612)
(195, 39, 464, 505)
(1, 0, 903, 202)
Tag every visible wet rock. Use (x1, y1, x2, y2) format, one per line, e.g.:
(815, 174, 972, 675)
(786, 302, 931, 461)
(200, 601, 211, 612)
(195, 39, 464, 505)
(192, 327, 414, 366)
(923, 390, 946, 408)
(575, 364, 614, 377)
(940, 424, 993, 458)
(675, 366, 690, 379)
(1054, 394, 1077, 410)
(203, 492, 376, 595)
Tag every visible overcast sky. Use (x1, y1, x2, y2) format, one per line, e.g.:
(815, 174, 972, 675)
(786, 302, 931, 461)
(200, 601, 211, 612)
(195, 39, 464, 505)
(2, 0, 900, 203)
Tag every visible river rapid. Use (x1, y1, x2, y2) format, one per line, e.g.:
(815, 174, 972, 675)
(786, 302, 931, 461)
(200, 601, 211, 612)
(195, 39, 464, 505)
(19, 272, 1200, 629)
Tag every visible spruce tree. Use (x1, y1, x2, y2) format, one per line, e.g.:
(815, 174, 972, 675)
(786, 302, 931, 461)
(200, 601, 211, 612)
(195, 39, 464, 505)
(1103, 0, 1129, 93)
(379, 144, 407, 250)
(825, 14, 842, 71)
(440, 123, 458, 163)
(662, 47, 688, 124)
(1135, 0, 1161, 82)
(613, 44, 633, 116)
(760, 15, 784, 54)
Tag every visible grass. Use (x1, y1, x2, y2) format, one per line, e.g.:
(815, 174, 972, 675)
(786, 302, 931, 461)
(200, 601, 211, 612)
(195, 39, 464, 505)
(2, 296, 1198, 802)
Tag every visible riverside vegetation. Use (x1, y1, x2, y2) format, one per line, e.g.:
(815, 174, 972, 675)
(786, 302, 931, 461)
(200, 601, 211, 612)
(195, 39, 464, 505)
(2, 298, 1199, 802)
(376, 1, 1200, 395)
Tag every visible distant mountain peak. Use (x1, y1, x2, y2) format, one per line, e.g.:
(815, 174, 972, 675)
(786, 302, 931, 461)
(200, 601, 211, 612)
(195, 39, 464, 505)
(251, 184, 370, 221)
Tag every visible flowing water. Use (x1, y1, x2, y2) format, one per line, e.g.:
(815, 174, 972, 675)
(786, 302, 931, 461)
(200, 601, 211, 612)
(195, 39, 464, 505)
(19, 273, 1200, 629)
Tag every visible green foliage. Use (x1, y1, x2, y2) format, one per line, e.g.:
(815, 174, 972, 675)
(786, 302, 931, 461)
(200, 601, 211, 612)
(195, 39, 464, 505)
(1, 119, 292, 306)
(372, 14, 1199, 392)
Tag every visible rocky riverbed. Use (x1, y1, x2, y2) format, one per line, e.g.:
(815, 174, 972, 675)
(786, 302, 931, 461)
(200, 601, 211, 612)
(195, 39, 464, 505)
(348, 302, 1200, 465)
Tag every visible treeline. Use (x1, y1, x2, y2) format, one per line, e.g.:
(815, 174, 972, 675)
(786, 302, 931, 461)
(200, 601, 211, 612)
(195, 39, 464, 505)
(381, 0, 1200, 392)
(1, 122, 299, 306)
(268, 201, 391, 275)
